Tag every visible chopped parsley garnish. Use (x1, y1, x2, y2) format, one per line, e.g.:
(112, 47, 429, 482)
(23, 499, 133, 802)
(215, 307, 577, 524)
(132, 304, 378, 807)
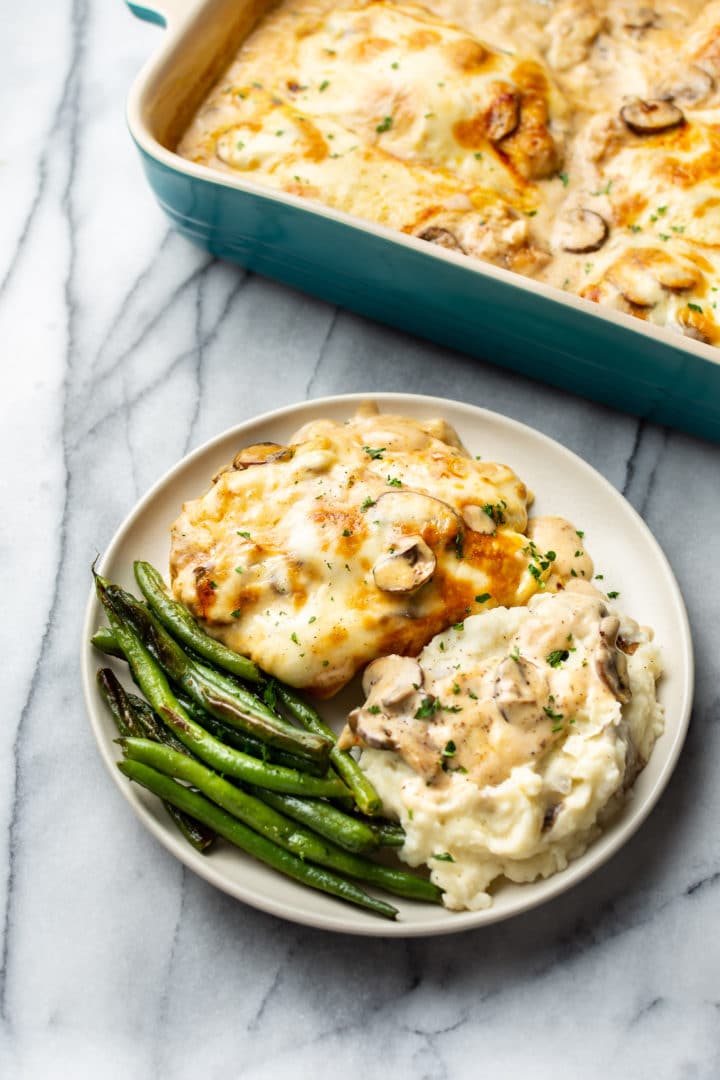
(367, 705, 382, 715)
(551, 723, 564, 733)
(454, 532, 465, 560)
(308, 616, 316, 624)
(453, 621, 465, 632)
(236, 140, 245, 150)
(468, 689, 478, 700)
(629, 224, 642, 233)
(559, 171, 569, 187)
(362, 445, 386, 460)
(360, 496, 376, 511)
(234, 566, 243, 574)
(319, 79, 330, 92)
(543, 704, 564, 723)
(414, 696, 437, 719)
(526, 209, 538, 217)
(209, 581, 217, 590)
(442, 740, 456, 757)
(342, 528, 352, 537)
(443, 704, 463, 714)
(510, 646, 520, 662)
(591, 179, 612, 196)
(688, 302, 703, 313)
(452, 682, 461, 694)
(576, 529, 584, 539)
(595, 573, 604, 580)
(432, 852, 455, 862)
(475, 593, 491, 603)
(290, 632, 299, 645)
(658, 233, 670, 242)
(547, 649, 570, 668)
(657, 205, 668, 215)
(230, 609, 241, 619)
(237, 531, 252, 539)
(474, 151, 483, 159)
(386, 475, 402, 487)
(607, 590, 620, 599)
(391, 61, 399, 69)
(376, 116, 393, 133)
(482, 500, 507, 525)
(528, 564, 542, 581)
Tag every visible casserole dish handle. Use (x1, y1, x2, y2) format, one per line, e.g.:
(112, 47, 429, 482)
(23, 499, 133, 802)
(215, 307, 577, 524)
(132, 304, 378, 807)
(125, 0, 197, 29)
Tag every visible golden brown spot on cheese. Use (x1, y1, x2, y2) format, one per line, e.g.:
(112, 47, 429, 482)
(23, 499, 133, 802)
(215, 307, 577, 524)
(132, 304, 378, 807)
(406, 28, 441, 49)
(613, 193, 649, 227)
(294, 116, 328, 162)
(345, 36, 394, 62)
(446, 38, 489, 73)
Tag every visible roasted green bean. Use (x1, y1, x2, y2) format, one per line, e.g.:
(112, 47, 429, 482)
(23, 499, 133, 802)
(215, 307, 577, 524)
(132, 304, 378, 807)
(119, 758, 397, 919)
(94, 575, 348, 798)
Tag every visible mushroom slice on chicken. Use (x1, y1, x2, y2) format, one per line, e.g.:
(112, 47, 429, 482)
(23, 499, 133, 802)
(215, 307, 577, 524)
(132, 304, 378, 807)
(620, 99, 685, 134)
(233, 442, 294, 469)
(656, 65, 715, 106)
(373, 536, 436, 594)
(556, 208, 609, 254)
(417, 226, 466, 253)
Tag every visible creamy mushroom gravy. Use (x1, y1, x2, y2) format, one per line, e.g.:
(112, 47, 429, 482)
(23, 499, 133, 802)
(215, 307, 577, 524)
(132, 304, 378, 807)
(178, 0, 720, 347)
(341, 582, 636, 788)
(352, 583, 663, 910)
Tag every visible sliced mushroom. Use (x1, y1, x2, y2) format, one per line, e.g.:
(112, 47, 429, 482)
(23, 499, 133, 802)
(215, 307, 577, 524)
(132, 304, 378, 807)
(607, 248, 700, 306)
(651, 260, 700, 291)
(620, 98, 685, 134)
(373, 536, 436, 594)
(462, 504, 497, 535)
(542, 802, 562, 831)
(418, 226, 466, 254)
(362, 655, 424, 709)
(373, 490, 462, 540)
(486, 88, 520, 142)
(607, 258, 663, 307)
(595, 615, 632, 703)
(622, 6, 658, 32)
(657, 66, 715, 106)
(493, 654, 549, 728)
(340, 656, 425, 751)
(233, 442, 293, 469)
(341, 707, 399, 751)
(557, 208, 609, 254)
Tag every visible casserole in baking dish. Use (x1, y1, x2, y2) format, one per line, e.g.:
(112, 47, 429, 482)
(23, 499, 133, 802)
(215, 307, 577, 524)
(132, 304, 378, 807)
(126, 0, 720, 440)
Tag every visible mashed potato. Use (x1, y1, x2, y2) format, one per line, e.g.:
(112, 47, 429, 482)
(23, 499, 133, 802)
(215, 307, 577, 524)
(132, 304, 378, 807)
(344, 583, 663, 910)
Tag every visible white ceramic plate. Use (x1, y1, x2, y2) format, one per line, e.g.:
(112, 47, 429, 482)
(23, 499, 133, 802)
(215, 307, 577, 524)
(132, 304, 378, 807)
(81, 393, 693, 936)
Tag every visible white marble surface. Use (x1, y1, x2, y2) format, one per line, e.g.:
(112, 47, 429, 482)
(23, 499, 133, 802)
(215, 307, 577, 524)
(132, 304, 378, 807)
(2, 3, 720, 1076)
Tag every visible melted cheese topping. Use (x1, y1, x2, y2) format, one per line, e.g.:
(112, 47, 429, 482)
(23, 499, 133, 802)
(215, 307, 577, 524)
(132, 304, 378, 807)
(169, 409, 553, 695)
(355, 583, 663, 909)
(178, 0, 720, 348)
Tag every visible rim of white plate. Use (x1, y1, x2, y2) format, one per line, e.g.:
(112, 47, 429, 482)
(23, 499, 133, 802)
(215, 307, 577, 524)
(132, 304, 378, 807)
(81, 392, 693, 936)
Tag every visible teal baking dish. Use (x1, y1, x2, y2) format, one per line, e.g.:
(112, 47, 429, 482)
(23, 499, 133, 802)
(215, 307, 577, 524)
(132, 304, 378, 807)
(126, 0, 720, 441)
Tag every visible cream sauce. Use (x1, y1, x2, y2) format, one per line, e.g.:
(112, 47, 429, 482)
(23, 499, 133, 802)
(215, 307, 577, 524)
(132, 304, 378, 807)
(342, 582, 633, 788)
